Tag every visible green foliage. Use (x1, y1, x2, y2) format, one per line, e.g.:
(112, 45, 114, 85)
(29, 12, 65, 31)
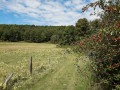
(59, 25, 75, 45)
(88, 19, 101, 35)
(76, 0, 120, 89)
(50, 34, 60, 44)
(75, 18, 90, 40)
(0, 25, 66, 43)
(0, 19, 101, 46)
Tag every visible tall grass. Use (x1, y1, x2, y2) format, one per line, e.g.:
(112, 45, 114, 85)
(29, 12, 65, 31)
(0, 42, 93, 90)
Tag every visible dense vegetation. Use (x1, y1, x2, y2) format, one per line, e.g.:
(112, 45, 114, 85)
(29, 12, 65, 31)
(73, 0, 120, 89)
(0, 0, 120, 89)
(0, 25, 64, 43)
(0, 18, 101, 45)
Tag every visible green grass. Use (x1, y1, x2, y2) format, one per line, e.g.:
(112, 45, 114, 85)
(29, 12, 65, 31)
(0, 42, 92, 90)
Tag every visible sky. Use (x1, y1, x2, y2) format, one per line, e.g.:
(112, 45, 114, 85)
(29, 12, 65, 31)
(0, 0, 107, 26)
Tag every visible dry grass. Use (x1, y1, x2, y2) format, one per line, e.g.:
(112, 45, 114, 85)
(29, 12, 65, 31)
(0, 42, 92, 90)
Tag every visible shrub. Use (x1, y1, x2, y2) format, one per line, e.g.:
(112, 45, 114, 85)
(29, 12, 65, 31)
(73, 0, 120, 89)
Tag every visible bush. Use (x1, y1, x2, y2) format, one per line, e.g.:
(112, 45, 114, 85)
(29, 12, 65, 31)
(72, 0, 120, 89)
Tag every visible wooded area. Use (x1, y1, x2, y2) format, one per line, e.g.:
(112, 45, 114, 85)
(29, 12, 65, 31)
(0, 18, 101, 45)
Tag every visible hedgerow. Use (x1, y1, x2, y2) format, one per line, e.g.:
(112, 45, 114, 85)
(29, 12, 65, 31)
(72, 0, 120, 89)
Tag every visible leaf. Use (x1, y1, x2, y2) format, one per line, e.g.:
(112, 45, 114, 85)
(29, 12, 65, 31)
(115, 31, 117, 34)
(104, 80, 109, 84)
(111, 32, 113, 35)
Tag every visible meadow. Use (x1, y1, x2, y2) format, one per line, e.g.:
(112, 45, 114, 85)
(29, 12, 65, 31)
(0, 42, 92, 90)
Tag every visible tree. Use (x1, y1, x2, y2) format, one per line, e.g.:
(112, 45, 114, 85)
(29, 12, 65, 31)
(89, 19, 101, 35)
(50, 34, 60, 44)
(75, 18, 90, 40)
(0, 25, 68, 43)
(40, 32, 46, 42)
(81, 0, 120, 89)
(60, 25, 75, 45)
(23, 30, 30, 42)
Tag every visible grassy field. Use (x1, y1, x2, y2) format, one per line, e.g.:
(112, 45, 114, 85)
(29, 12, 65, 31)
(0, 42, 92, 90)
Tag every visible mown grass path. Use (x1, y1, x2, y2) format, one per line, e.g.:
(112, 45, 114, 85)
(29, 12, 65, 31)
(0, 42, 91, 90)
(32, 53, 91, 90)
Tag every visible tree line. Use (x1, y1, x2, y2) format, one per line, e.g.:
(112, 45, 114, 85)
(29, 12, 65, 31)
(0, 18, 101, 45)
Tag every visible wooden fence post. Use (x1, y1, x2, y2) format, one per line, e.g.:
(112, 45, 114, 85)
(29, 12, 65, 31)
(3, 73, 14, 88)
(49, 56, 50, 64)
(30, 56, 32, 75)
